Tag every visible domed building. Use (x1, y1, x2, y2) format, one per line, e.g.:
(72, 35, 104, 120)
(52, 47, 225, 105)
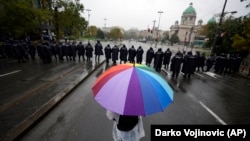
(170, 2, 203, 46)
(207, 17, 216, 24)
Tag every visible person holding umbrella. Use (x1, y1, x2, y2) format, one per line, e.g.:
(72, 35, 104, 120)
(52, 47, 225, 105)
(106, 110, 145, 141)
(92, 63, 174, 141)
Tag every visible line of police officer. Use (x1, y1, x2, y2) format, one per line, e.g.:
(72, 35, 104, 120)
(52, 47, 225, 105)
(104, 44, 145, 65)
(169, 51, 243, 79)
(1, 40, 243, 77)
(0, 40, 105, 64)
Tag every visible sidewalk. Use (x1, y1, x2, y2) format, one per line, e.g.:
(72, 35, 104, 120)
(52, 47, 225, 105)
(0, 58, 105, 141)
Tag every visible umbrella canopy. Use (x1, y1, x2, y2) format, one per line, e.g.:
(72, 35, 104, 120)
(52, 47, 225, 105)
(92, 63, 174, 116)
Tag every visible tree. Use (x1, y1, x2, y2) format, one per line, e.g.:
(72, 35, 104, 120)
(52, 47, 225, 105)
(202, 23, 217, 49)
(232, 18, 250, 53)
(161, 31, 170, 43)
(0, 0, 87, 40)
(96, 28, 104, 39)
(0, 0, 50, 39)
(59, 0, 87, 39)
(169, 33, 179, 45)
(85, 25, 97, 38)
(109, 27, 123, 40)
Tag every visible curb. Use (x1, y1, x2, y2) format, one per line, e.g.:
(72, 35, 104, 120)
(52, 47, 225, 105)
(3, 60, 105, 141)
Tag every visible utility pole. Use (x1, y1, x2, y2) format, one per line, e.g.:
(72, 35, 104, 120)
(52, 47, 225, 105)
(211, 0, 227, 55)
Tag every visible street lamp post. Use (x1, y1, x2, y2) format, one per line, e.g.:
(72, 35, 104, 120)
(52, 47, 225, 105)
(151, 20, 156, 46)
(86, 9, 91, 26)
(86, 9, 91, 39)
(155, 11, 163, 48)
(187, 26, 194, 50)
(104, 18, 107, 40)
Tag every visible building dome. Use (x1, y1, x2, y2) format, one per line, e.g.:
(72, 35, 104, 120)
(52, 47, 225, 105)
(208, 17, 216, 24)
(183, 3, 196, 14)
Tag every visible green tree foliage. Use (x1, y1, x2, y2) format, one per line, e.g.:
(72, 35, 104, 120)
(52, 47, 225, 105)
(232, 18, 250, 52)
(85, 25, 97, 38)
(169, 33, 179, 44)
(0, 0, 49, 38)
(59, 0, 87, 38)
(202, 16, 249, 55)
(202, 23, 216, 49)
(109, 27, 123, 40)
(96, 28, 105, 39)
(161, 31, 170, 43)
(0, 0, 87, 40)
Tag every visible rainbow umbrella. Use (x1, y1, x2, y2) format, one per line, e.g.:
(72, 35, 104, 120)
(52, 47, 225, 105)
(92, 63, 174, 116)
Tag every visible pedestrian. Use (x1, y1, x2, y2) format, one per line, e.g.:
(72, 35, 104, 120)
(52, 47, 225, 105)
(13, 40, 25, 63)
(57, 42, 64, 61)
(228, 54, 237, 73)
(85, 42, 93, 61)
(128, 45, 136, 64)
(136, 46, 144, 64)
(153, 48, 164, 72)
(104, 44, 112, 64)
(64, 42, 71, 61)
(28, 41, 36, 60)
(181, 51, 195, 79)
(36, 40, 44, 61)
(145, 47, 154, 66)
(50, 41, 58, 60)
(106, 110, 145, 141)
(70, 41, 77, 61)
(205, 54, 215, 72)
(112, 45, 119, 64)
(94, 40, 103, 61)
(235, 54, 243, 73)
(76, 41, 85, 61)
(42, 41, 52, 64)
(162, 48, 172, 70)
(119, 44, 128, 64)
(170, 51, 183, 78)
(214, 53, 226, 74)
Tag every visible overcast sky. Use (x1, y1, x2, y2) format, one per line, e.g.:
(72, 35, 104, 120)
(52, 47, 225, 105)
(80, 0, 249, 30)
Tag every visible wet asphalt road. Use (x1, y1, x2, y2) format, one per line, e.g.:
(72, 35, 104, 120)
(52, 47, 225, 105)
(1, 40, 250, 141)
(19, 61, 250, 141)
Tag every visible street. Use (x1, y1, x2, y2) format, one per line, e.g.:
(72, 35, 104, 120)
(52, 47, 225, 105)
(19, 58, 250, 141)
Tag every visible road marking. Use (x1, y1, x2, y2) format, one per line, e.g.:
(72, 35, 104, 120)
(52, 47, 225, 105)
(204, 72, 218, 78)
(0, 70, 22, 77)
(199, 101, 227, 125)
(194, 72, 204, 78)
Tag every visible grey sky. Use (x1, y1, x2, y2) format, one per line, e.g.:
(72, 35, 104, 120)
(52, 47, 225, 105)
(80, 0, 249, 30)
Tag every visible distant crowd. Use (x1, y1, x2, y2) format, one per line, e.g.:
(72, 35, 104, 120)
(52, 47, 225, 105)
(0, 39, 243, 78)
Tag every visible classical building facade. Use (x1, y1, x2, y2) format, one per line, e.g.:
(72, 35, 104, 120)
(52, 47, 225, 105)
(170, 3, 203, 46)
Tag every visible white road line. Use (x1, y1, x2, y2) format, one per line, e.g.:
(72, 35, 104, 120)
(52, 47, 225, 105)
(0, 70, 22, 77)
(199, 101, 227, 125)
(204, 72, 218, 78)
(194, 72, 204, 78)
